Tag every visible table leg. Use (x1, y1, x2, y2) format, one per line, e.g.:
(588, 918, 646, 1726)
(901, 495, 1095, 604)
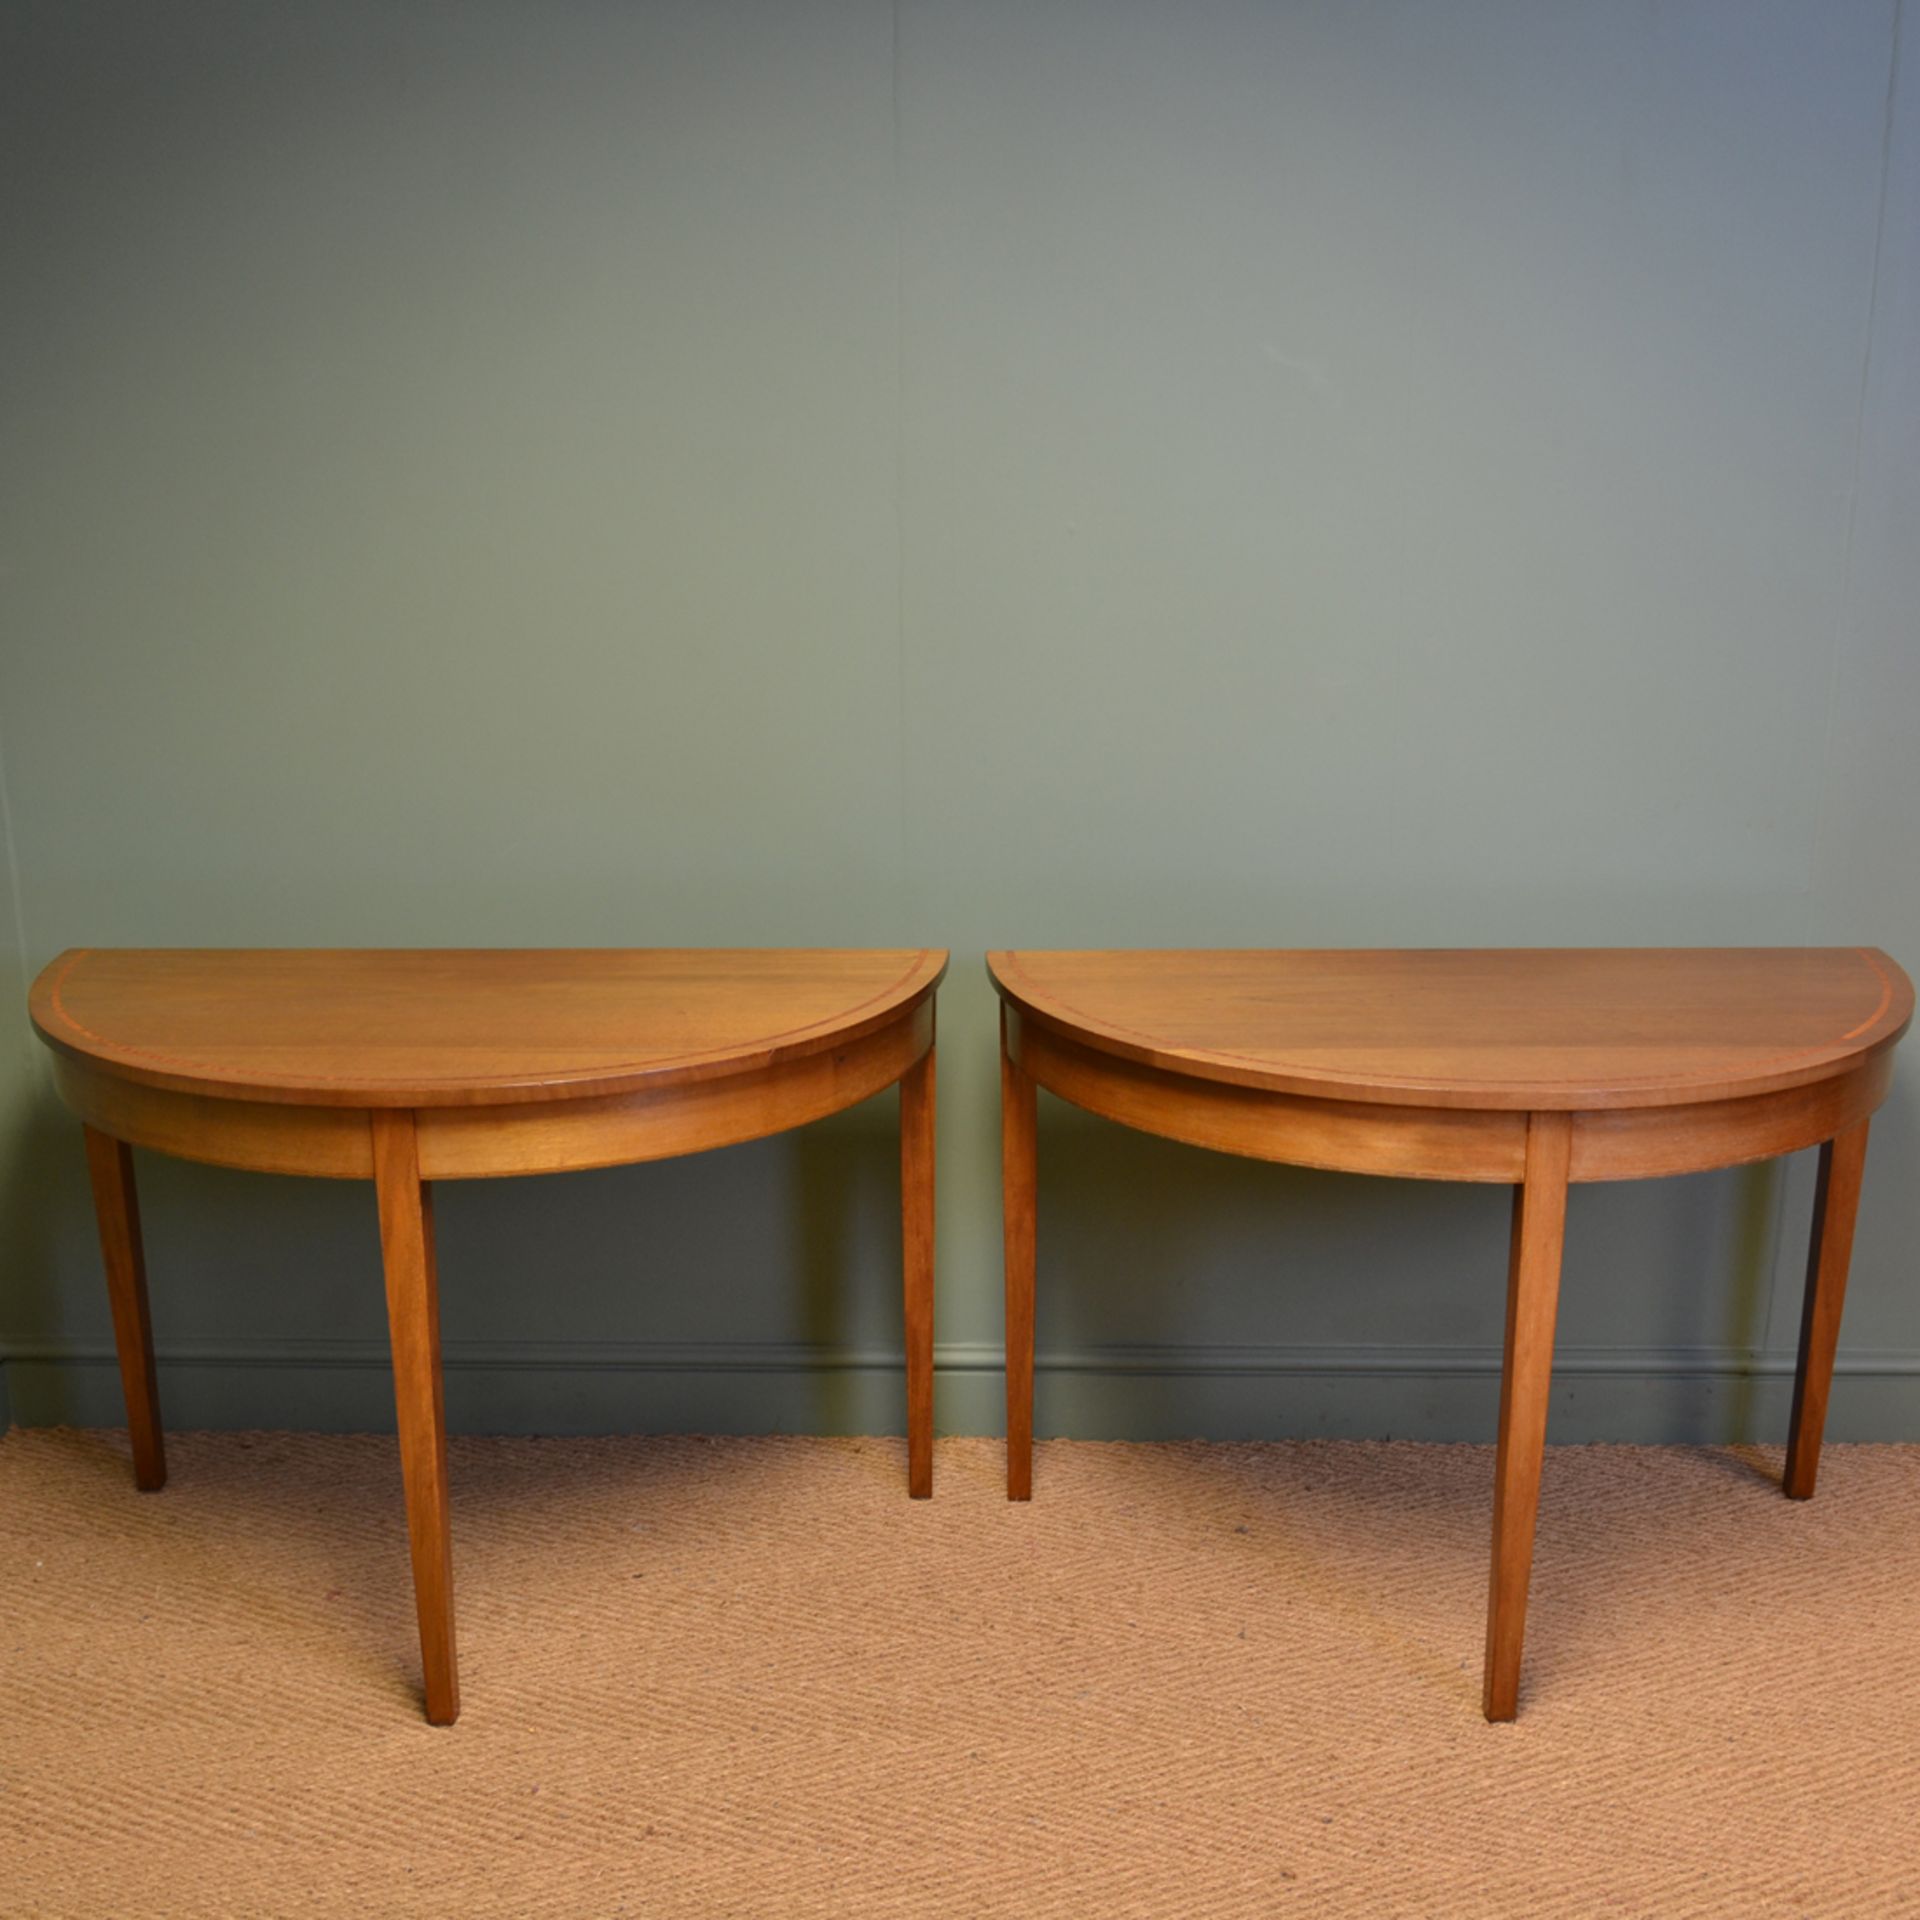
(1483, 1109, 1572, 1722)
(900, 1039, 937, 1499)
(372, 1110, 459, 1726)
(1001, 1006, 1038, 1501)
(1783, 1120, 1871, 1501)
(82, 1127, 166, 1492)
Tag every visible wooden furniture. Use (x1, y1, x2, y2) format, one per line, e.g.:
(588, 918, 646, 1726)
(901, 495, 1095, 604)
(988, 947, 1912, 1720)
(32, 946, 948, 1725)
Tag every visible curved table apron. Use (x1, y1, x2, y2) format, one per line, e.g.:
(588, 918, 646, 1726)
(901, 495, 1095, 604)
(989, 947, 1913, 1722)
(32, 947, 948, 1725)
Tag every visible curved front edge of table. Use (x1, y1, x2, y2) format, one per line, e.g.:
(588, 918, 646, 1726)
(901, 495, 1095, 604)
(1006, 1008, 1530, 1183)
(1003, 1006, 1898, 1187)
(46, 967, 943, 1725)
(49, 997, 934, 1183)
(420, 997, 933, 1179)
(992, 982, 1906, 1726)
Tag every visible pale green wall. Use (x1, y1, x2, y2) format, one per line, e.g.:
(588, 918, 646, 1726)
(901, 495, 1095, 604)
(0, 704, 29, 1435)
(2, 0, 1915, 1442)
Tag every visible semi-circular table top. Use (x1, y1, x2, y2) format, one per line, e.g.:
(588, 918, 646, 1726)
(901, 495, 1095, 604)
(987, 948, 1912, 1112)
(39, 946, 950, 1716)
(32, 948, 949, 1108)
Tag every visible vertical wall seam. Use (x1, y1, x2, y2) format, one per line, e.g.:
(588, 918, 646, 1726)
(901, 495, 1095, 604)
(889, 0, 912, 927)
(1769, 0, 1905, 1368)
(0, 710, 32, 1017)
(0, 703, 33, 1428)
(1804, 0, 1904, 936)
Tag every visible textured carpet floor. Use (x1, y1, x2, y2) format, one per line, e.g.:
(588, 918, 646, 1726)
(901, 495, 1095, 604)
(4, 1431, 1919, 1918)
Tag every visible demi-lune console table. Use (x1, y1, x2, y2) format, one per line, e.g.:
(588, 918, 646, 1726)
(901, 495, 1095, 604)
(31, 946, 948, 1724)
(988, 947, 1912, 1720)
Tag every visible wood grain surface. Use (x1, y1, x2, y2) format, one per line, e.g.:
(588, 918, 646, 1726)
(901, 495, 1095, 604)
(990, 945, 1911, 1721)
(38, 947, 949, 1722)
(32, 948, 948, 1107)
(988, 949, 1911, 1110)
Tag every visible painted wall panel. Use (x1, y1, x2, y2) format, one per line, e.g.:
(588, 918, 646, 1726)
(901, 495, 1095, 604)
(1, 0, 1912, 1438)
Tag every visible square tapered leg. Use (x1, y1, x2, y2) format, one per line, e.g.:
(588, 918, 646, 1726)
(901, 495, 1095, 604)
(1483, 1110, 1572, 1722)
(1784, 1121, 1870, 1500)
(82, 1127, 166, 1492)
(372, 1110, 459, 1726)
(1001, 1008, 1037, 1502)
(900, 1041, 937, 1498)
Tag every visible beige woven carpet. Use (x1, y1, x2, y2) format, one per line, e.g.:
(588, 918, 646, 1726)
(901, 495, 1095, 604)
(5, 1431, 1920, 1918)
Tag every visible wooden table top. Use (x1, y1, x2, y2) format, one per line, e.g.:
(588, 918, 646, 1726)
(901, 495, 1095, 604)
(32, 948, 948, 1108)
(987, 948, 1912, 1111)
